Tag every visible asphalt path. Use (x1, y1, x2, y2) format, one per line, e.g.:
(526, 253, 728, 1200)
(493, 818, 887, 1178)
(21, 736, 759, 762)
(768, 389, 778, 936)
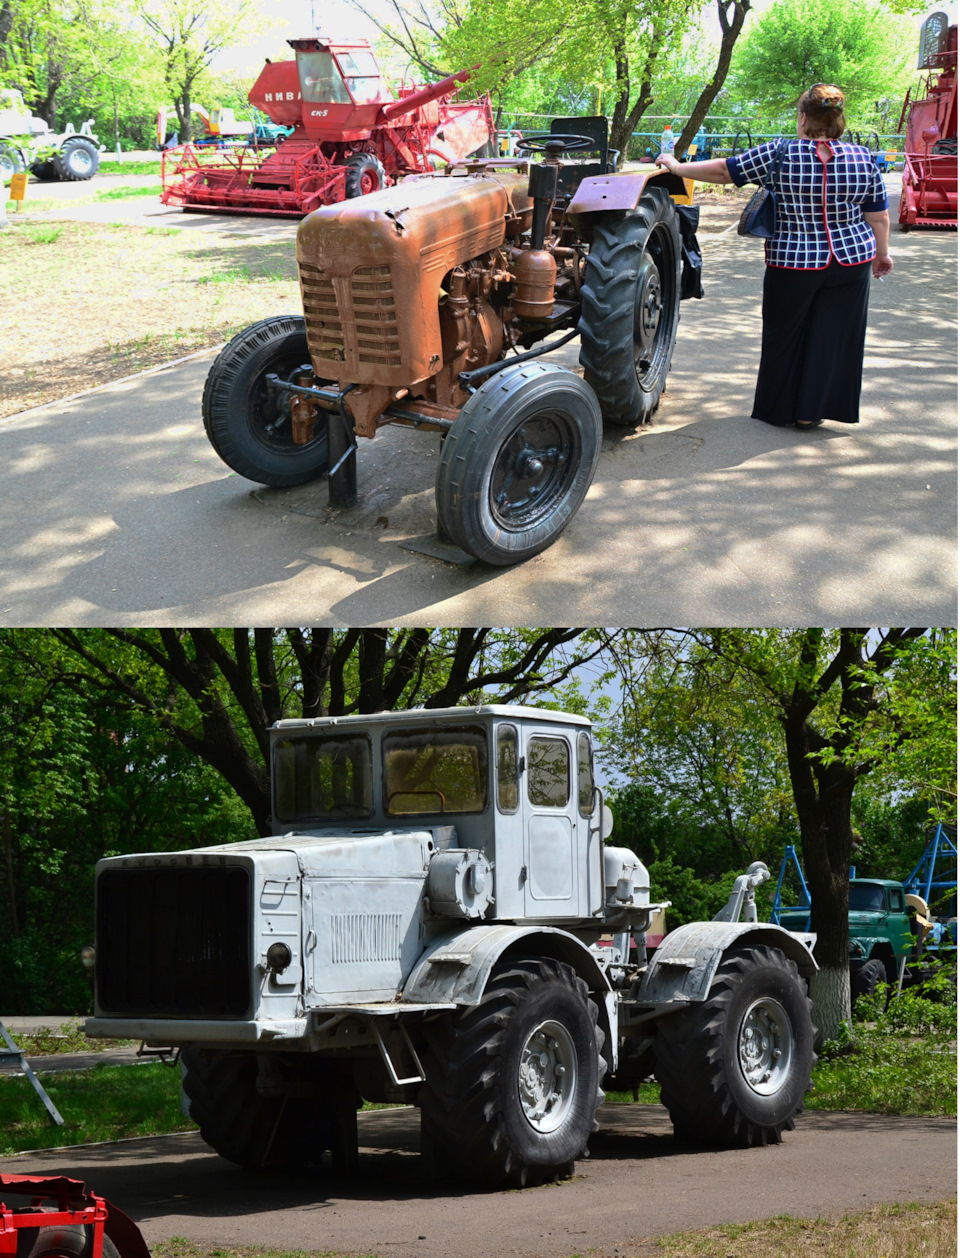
(1, 180, 955, 625)
(1, 1104, 955, 1258)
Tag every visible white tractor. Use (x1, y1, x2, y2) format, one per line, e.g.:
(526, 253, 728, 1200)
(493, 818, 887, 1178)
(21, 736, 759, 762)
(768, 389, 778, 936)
(0, 88, 102, 184)
(85, 704, 818, 1187)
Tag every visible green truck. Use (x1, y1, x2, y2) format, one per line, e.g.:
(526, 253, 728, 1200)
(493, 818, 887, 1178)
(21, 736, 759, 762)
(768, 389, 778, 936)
(772, 848, 915, 998)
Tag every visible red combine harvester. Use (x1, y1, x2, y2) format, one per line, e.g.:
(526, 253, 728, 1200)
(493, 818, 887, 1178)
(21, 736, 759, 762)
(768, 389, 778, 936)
(0, 1175, 149, 1258)
(161, 37, 494, 218)
(898, 12, 957, 229)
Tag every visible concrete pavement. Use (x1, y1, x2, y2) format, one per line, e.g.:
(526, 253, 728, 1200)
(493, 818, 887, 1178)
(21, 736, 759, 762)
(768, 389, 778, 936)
(1, 1105, 955, 1258)
(1, 187, 955, 626)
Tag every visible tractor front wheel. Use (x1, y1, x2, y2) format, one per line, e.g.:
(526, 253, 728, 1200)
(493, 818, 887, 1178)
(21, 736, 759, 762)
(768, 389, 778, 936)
(578, 186, 682, 426)
(181, 1047, 360, 1171)
(435, 362, 602, 565)
(0, 144, 25, 184)
(419, 958, 605, 1187)
(851, 957, 888, 1000)
(653, 944, 815, 1147)
(202, 315, 331, 487)
(53, 137, 100, 181)
(344, 153, 386, 198)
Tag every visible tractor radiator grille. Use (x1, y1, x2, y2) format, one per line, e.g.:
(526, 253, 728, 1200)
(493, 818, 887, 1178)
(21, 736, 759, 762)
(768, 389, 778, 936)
(299, 263, 402, 368)
(96, 866, 251, 1018)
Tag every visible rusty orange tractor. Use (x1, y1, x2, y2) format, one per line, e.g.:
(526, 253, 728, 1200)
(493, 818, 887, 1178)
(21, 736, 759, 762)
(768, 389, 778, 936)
(161, 36, 494, 218)
(201, 121, 702, 564)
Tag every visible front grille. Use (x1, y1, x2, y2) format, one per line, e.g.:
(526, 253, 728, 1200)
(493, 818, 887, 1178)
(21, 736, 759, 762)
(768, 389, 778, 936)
(96, 866, 251, 1017)
(299, 262, 402, 368)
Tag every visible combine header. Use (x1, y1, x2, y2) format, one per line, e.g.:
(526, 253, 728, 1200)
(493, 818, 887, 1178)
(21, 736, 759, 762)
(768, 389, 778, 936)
(898, 12, 957, 229)
(161, 37, 494, 218)
(0, 1175, 149, 1258)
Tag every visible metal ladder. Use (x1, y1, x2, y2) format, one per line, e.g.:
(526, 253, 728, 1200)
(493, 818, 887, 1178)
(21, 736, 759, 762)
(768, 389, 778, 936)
(0, 1020, 64, 1125)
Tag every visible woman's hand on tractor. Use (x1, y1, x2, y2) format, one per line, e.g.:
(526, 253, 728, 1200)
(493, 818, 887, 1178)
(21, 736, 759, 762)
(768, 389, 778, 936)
(655, 153, 680, 174)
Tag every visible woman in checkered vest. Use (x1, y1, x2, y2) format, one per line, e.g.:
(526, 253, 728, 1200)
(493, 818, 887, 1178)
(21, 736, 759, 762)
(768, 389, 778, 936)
(656, 85, 893, 428)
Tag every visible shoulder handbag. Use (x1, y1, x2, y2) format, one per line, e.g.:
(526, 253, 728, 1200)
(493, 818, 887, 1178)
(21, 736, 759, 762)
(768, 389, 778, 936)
(737, 139, 788, 238)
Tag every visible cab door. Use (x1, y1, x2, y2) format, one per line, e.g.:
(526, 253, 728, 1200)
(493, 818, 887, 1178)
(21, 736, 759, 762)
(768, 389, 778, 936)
(522, 725, 577, 919)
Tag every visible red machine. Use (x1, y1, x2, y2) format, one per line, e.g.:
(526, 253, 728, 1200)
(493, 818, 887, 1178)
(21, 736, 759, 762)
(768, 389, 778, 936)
(161, 37, 494, 217)
(898, 13, 957, 229)
(0, 1175, 150, 1258)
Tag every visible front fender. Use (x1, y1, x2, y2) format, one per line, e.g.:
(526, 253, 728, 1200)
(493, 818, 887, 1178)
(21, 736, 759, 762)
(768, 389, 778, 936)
(403, 924, 619, 1070)
(636, 921, 818, 1006)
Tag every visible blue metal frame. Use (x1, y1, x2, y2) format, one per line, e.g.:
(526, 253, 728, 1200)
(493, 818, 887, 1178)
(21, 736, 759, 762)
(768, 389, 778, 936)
(902, 823, 958, 906)
(769, 843, 811, 930)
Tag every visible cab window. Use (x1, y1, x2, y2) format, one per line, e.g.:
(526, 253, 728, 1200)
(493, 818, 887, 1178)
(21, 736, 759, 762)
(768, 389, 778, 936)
(849, 884, 885, 912)
(888, 888, 904, 912)
(577, 731, 594, 817)
(496, 725, 519, 814)
(383, 724, 487, 815)
(274, 734, 373, 821)
(298, 51, 351, 104)
(527, 736, 569, 808)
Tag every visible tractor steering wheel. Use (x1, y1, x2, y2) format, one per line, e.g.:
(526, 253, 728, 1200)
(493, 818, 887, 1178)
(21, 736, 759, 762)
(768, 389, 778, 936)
(515, 133, 596, 156)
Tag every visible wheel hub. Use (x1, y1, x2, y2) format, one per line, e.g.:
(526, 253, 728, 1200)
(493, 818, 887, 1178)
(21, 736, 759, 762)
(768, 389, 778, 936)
(634, 254, 662, 362)
(518, 1019, 577, 1133)
(738, 997, 793, 1095)
(490, 417, 574, 527)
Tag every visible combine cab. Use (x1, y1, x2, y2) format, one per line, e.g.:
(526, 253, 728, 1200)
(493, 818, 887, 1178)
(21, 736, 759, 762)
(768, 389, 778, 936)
(161, 37, 494, 218)
(898, 13, 957, 230)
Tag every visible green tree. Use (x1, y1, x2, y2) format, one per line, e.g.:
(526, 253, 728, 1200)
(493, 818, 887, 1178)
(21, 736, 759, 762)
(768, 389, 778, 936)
(729, 0, 916, 122)
(137, 0, 266, 142)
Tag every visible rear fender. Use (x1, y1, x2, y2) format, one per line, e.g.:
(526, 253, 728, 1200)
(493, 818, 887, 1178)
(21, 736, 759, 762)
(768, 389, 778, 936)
(403, 924, 618, 1069)
(636, 921, 818, 1006)
(567, 169, 694, 220)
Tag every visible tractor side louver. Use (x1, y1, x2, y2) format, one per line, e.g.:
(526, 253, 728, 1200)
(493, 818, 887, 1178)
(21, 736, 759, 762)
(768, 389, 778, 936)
(96, 866, 251, 1018)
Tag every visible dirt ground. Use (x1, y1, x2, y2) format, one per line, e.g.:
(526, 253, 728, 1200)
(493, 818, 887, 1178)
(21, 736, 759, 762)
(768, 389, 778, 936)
(0, 182, 753, 419)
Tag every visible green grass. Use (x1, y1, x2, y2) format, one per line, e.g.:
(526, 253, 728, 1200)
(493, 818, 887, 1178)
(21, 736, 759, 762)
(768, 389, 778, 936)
(154, 1240, 381, 1258)
(0, 1061, 192, 1154)
(98, 160, 164, 176)
(20, 224, 64, 244)
(94, 183, 162, 201)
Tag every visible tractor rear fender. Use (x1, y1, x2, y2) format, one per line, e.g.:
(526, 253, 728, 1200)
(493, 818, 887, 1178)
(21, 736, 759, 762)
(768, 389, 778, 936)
(567, 169, 693, 220)
(635, 920, 818, 1007)
(403, 924, 619, 1070)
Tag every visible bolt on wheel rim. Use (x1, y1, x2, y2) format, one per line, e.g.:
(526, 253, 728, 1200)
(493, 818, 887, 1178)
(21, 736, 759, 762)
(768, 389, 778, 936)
(738, 997, 793, 1095)
(518, 1018, 578, 1134)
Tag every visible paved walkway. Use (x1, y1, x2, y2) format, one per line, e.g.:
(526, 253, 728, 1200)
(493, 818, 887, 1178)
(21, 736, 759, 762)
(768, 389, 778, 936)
(1, 184, 954, 625)
(1, 1106, 954, 1258)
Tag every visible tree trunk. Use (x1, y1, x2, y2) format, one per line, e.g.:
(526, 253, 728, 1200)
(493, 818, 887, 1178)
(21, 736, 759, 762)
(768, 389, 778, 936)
(676, 0, 751, 156)
(3, 811, 18, 938)
(809, 964, 847, 1045)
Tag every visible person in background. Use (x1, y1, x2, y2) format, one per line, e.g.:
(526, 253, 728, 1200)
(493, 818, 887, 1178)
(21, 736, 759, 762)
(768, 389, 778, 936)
(655, 85, 894, 430)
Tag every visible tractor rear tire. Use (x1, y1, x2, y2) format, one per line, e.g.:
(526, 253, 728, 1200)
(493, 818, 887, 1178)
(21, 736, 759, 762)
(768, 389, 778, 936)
(344, 153, 386, 198)
(202, 315, 331, 487)
(435, 362, 602, 565)
(53, 137, 100, 182)
(653, 944, 815, 1147)
(578, 186, 682, 426)
(0, 145, 25, 184)
(851, 957, 887, 1000)
(181, 1048, 360, 1172)
(419, 958, 605, 1188)
(29, 159, 57, 181)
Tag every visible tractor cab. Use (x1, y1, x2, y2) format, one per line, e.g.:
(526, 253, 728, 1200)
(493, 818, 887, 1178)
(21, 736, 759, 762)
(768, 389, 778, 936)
(290, 37, 391, 140)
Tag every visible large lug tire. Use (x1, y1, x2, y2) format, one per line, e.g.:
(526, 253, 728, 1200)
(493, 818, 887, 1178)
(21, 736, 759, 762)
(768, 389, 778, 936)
(0, 145, 25, 184)
(578, 186, 682, 426)
(202, 315, 331, 486)
(181, 1047, 360, 1172)
(29, 159, 57, 181)
(653, 944, 816, 1148)
(435, 362, 603, 565)
(419, 958, 605, 1188)
(344, 152, 386, 198)
(851, 956, 887, 1000)
(52, 137, 100, 182)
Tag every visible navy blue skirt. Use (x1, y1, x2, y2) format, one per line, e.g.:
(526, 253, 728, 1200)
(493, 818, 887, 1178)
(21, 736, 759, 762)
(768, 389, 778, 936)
(752, 258, 872, 426)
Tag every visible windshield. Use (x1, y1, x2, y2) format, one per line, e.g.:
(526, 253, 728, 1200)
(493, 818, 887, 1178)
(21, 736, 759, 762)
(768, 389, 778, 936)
(274, 734, 373, 821)
(849, 884, 886, 912)
(298, 51, 351, 104)
(336, 50, 391, 105)
(383, 724, 488, 815)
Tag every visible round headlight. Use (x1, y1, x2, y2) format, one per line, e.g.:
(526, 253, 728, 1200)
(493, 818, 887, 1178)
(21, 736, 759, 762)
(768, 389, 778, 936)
(266, 942, 292, 973)
(80, 945, 96, 970)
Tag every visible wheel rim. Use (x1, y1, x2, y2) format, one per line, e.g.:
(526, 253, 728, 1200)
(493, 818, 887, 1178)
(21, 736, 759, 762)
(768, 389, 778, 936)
(633, 223, 675, 389)
(251, 358, 325, 456)
(738, 997, 794, 1095)
(0, 152, 13, 181)
(489, 411, 580, 531)
(518, 1018, 578, 1134)
(69, 147, 93, 174)
(359, 169, 380, 194)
